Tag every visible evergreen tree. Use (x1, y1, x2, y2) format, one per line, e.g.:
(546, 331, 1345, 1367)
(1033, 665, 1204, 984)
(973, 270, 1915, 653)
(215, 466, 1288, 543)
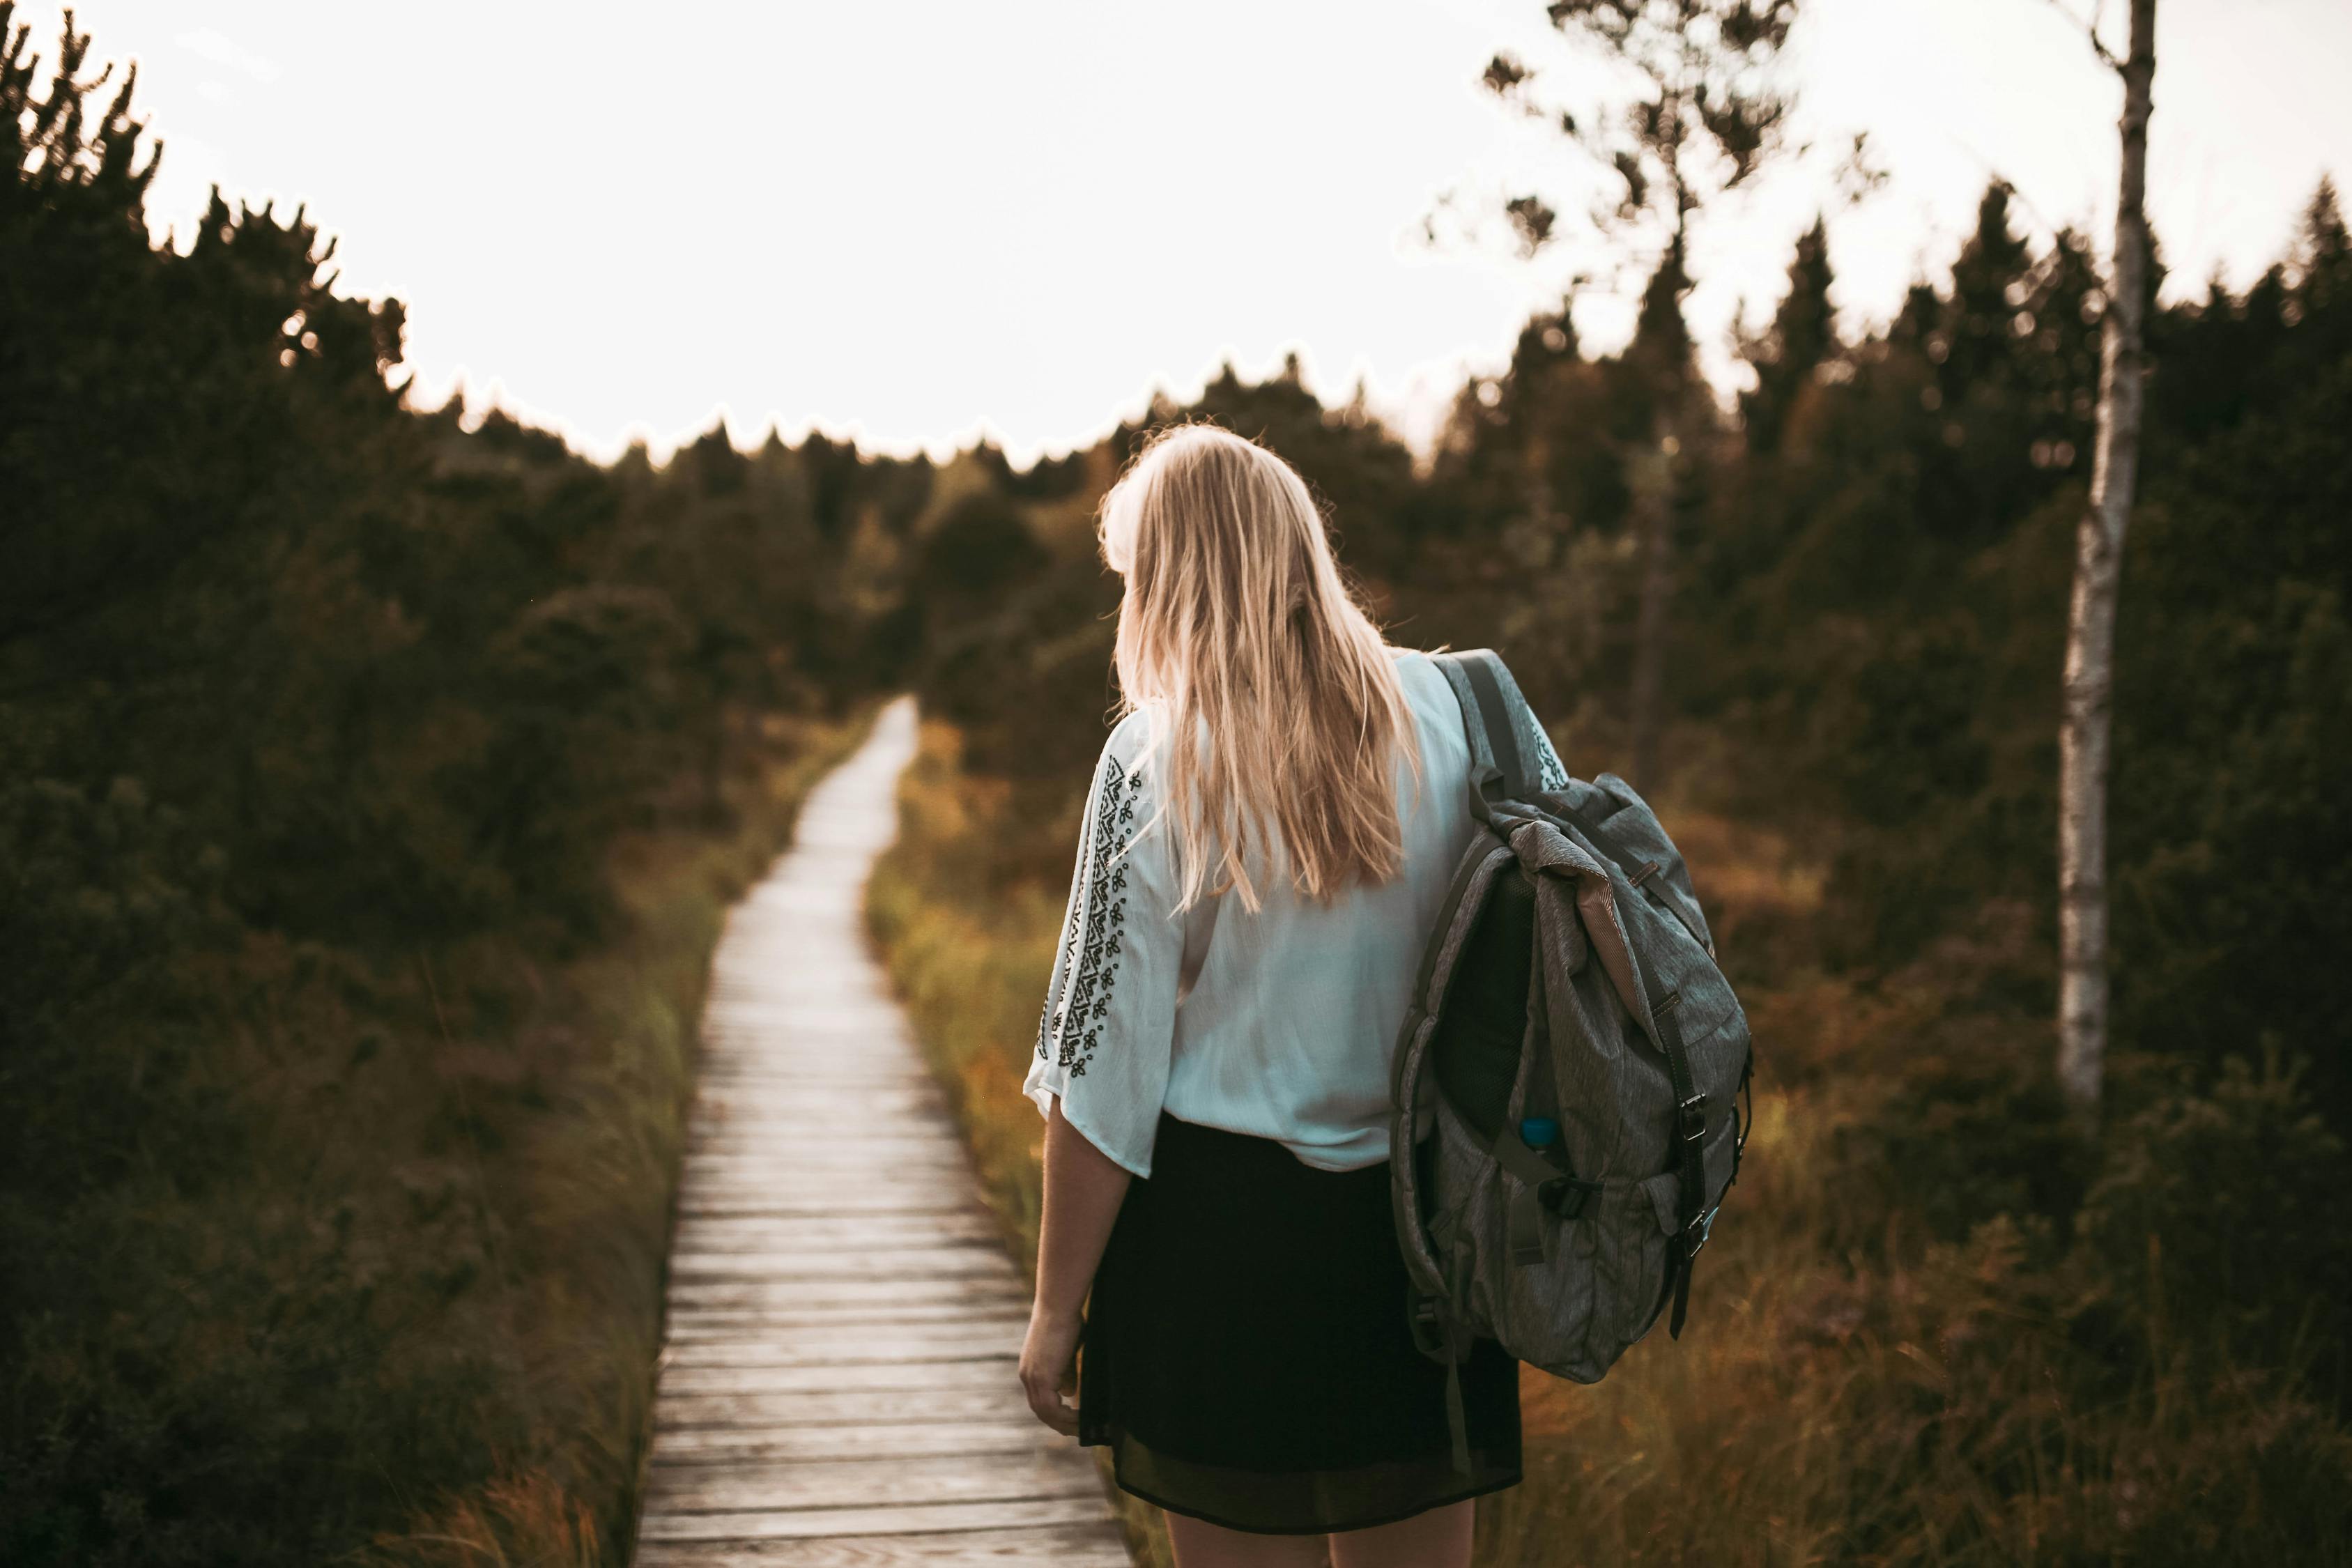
(1741, 214, 1836, 453)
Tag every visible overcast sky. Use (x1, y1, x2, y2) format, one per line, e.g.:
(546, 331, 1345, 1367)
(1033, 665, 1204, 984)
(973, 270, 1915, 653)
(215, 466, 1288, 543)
(22, 0, 2350, 465)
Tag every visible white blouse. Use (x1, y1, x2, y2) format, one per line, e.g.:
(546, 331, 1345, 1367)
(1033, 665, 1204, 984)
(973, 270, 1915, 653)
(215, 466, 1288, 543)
(1022, 650, 1566, 1178)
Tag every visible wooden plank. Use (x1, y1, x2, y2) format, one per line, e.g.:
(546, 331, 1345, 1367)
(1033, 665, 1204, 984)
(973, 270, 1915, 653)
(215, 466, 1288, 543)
(661, 1302, 1029, 1335)
(635, 1521, 1130, 1567)
(692, 1084, 946, 1106)
(654, 1386, 1031, 1431)
(646, 1419, 1052, 1464)
(669, 1213, 999, 1250)
(671, 1181, 981, 1210)
(686, 1134, 971, 1155)
(679, 1130, 964, 1150)
(637, 1539, 1124, 1568)
(646, 1450, 1096, 1513)
(690, 1105, 957, 1131)
(681, 1148, 971, 1171)
(639, 1496, 1119, 1544)
(672, 1191, 990, 1218)
(691, 1079, 937, 1093)
(662, 1332, 1021, 1368)
(679, 1151, 978, 1175)
(660, 1325, 1024, 1369)
(701, 1004, 912, 1027)
(668, 1250, 1019, 1282)
(656, 1358, 1015, 1397)
(668, 1231, 999, 1258)
(665, 1279, 1027, 1312)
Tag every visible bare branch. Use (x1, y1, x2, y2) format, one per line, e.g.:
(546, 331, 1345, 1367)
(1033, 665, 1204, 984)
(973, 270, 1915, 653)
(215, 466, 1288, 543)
(2043, 0, 2123, 72)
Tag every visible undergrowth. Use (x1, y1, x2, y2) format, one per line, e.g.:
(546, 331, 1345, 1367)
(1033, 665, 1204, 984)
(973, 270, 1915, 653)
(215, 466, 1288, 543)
(0, 711, 866, 1568)
(359, 710, 870, 1567)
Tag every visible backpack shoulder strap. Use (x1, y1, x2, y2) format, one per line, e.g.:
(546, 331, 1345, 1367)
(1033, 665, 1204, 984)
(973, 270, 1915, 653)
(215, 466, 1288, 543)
(1435, 649, 1530, 811)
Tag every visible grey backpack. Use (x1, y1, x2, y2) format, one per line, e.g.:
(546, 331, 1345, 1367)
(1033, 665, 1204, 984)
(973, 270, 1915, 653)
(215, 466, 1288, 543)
(1391, 650, 1752, 1467)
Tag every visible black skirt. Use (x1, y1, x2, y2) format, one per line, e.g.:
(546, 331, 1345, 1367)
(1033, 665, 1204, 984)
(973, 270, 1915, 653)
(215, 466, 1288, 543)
(1078, 1112, 1522, 1535)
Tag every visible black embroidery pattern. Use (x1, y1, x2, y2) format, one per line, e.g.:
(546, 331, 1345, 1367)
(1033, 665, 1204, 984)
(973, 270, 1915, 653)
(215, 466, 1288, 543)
(1036, 808, 1093, 1059)
(1037, 755, 1144, 1077)
(1534, 728, 1570, 793)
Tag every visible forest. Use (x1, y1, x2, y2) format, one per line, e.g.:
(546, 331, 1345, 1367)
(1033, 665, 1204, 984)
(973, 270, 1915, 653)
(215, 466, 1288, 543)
(4, 4, 2349, 1564)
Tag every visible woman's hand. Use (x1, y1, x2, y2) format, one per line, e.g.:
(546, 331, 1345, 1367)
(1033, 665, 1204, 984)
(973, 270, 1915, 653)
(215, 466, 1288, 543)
(1019, 1303, 1084, 1435)
(1023, 1098, 1130, 1437)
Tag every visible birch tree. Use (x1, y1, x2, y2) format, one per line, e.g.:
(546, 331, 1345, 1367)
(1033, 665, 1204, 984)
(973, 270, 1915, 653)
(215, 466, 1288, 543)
(2057, 0, 2158, 1118)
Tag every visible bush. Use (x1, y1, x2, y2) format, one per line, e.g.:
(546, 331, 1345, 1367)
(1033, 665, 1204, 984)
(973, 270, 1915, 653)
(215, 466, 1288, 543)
(2078, 1051, 2352, 1385)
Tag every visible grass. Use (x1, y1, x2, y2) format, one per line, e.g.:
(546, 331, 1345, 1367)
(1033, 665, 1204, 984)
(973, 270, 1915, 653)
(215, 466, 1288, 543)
(340, 707, 875, 1566)
(865, 718, 2352, 1567)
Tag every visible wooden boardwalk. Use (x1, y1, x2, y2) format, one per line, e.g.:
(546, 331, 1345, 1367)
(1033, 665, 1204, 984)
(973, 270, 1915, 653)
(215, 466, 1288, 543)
(636, 698, 1128, 1566)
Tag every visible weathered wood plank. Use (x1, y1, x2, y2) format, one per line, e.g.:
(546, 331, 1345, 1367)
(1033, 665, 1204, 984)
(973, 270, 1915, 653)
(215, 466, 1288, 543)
(656, 1357, 1015, 1397)
(669, 1213, 999, 1250)
(640, 1496, 1121, 1544)
(680, 1155, 974, 1181)
(646, 1419, 1051, 1464)
(668, 1250, 1018, 1282)
(646, 1450, 1097, 1513)
(654, 1386, 1027, 1429)
(661, 1309, 1028, 1341)
(660, 1328, 1023, 1370)
(689, 1107, 958, 1134)
(664, 1279, 1027, 1312)
(633, 1521, 1130, 1567)
(672, 1191, 991, 1218)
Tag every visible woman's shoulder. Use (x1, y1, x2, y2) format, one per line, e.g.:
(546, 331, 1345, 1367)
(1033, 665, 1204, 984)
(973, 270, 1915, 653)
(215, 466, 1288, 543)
(1093, 707, 1160, 791)
(1388, 645, 1461, 712)
(1387, 644, 1447, 682)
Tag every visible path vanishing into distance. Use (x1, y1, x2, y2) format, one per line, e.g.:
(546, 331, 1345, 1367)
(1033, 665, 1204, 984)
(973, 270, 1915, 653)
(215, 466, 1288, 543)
(636, 698, 1129, 1566)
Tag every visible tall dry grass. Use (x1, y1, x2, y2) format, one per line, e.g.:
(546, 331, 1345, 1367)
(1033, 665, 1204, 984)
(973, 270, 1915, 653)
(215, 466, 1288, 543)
(357, 709, 873, 1567)
(868, 718, 2352, 1567)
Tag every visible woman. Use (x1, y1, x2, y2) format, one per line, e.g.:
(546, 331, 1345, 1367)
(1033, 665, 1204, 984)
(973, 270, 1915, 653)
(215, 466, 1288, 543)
(1017, 424, 1537, 1567)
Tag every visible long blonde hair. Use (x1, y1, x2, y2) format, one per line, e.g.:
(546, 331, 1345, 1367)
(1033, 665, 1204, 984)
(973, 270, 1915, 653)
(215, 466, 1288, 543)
(1099, 424, 1417, 912)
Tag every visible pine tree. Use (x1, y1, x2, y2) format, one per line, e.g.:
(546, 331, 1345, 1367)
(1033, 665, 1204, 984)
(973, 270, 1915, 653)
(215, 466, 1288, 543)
(1742, 215, 1836, 453)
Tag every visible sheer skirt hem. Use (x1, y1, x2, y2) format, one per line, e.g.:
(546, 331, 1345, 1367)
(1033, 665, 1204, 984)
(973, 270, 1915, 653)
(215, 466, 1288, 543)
(1095, 1424, 1522, 1537)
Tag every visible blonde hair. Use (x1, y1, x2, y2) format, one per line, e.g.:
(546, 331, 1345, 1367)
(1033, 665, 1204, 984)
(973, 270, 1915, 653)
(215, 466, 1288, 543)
(1099, 424, 1418, 912)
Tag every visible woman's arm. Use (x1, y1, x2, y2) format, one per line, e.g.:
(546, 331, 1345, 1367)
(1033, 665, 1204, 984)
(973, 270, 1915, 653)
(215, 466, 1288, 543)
(1017, 1096, 1133, 1435)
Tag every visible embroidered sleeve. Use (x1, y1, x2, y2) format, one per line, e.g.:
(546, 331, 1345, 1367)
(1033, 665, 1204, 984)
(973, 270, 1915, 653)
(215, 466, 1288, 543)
(1530, 721, 1570, 793)
(1491, 656, 1571, 792)
(1022, 719, 1183, 1178)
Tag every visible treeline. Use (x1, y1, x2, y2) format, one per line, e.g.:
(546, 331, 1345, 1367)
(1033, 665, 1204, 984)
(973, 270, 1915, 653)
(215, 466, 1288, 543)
(918, 178, 2352, 1133)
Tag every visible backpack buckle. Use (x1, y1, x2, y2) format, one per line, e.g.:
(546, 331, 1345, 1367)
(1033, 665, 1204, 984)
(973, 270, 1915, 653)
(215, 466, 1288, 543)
(1538, 1174, 1598, 1220)
(1677, 1093, 1708, 1144)
(1682, 1206, 1717, 1259)
(1406, 1293, 1451, 1358)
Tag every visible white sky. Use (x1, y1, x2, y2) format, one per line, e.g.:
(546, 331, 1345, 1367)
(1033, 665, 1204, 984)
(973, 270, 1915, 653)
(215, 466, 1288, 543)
(22, 0, 2350, 466)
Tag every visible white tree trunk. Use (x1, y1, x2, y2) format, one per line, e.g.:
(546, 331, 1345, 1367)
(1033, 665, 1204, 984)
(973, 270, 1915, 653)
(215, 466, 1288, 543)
(1629, 425, 1674, 791)
(2058, 0, 2156, 1118)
